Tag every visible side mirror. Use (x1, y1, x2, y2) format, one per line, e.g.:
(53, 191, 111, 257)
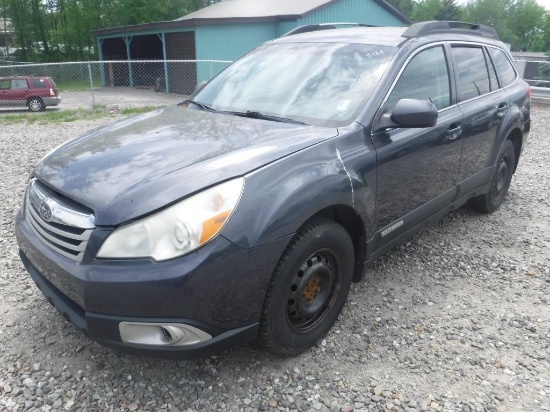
(193, 81, 208, 95)
(374, 99, 438, 131)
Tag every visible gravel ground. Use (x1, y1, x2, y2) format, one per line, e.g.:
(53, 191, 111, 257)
(0, 105, 549, 412)
(60, 88, 186, 110)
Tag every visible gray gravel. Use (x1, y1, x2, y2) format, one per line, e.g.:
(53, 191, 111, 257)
(60, 88, 186, 110)
(1, 105, 549, 412)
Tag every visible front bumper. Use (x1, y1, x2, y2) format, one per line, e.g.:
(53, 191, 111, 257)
(16, 210, 291, 358)
(21, 251, 258, 359)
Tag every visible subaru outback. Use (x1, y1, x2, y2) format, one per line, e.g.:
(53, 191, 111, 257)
(15, 21, 531, 358)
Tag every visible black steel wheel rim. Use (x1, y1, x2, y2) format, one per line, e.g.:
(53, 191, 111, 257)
(493, 153, 510, 199)
(286, 249, 341, 333)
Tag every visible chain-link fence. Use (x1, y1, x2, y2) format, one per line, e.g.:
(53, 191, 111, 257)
(2, 58, 543, 110)
(515, 59, 550, 87)
(0, 60, 232, 109)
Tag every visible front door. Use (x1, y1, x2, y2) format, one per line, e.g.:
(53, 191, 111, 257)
(372, 44, 463, 244)
(0, 79, 11, 104)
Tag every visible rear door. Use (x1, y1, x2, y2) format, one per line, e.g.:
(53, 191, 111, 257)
(450, 44, 509, 193)
(372, 44, 464, 244)
(8, 79, 30, 104)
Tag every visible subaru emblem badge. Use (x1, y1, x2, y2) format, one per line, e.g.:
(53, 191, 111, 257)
(40, 200, 52, 220)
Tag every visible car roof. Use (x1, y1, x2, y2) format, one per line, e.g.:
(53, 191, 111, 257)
(271, 22, 506, 49)
(0, 76, 52, 81)
(273, 27, 407, 47)
(0, 76, 47, 79)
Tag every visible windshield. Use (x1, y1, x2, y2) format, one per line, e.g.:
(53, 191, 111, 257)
(195, 42, 397, 127)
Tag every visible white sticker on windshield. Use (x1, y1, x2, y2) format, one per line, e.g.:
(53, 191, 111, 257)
(366, 50, 385, 59)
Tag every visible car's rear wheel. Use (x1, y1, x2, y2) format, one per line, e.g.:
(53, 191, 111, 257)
(259, 217, 354, 356)
(27, 97, 45, 112)
(470, 139, 516, 213)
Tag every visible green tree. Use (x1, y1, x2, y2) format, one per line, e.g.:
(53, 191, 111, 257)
(507, 0, 546, 51)
(7, 0, 201, 61)
(411, 0, 442, 22)
(463, 0, 547, 51)
(436, 0, 462, 21)
(385, 0, 415, 16)
(8, 0, 35, 59)
(542, 13, 550, 50)
(462, 0, 513, 44)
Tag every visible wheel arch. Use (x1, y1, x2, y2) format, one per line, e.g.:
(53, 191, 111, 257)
(506, 127, 523, 173)
(27, 96, 44, 103)
(496, 102, 524, 173)
(304, 205, 367, 283)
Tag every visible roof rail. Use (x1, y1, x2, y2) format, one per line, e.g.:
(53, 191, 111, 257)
(402, 21, 499, 40)
(282, 23, 372, 37)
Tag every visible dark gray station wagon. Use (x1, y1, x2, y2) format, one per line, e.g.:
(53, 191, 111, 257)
(15, 21, 530, 358)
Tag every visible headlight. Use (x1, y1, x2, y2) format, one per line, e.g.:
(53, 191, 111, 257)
(97, 178, 244, 261)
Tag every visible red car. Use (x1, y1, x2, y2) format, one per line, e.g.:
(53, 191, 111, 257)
(0, 76, 61, 112)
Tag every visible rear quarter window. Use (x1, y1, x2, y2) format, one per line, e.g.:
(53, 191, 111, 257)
(11, 79, 29, 89)
(30, 78, 48, 88)
(488, 48, 517, 87)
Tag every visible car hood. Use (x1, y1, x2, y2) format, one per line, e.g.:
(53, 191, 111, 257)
(34, 105, 337, 225)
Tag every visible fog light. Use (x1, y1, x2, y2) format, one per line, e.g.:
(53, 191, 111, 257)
(119, 322, 212, 346)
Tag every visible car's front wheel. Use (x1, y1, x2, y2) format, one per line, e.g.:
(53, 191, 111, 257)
(27, 97, 45, 112)
(259, 217, 354, 356)
(471, 139, 516, 213)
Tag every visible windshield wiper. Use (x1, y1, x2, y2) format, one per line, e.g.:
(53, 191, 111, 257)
(182, 103, 308, 125)
(231, 110, 308, 125)
(181, 99, 216, 112)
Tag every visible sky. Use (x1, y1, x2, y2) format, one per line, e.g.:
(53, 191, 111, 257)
(456, 0, 550, 10)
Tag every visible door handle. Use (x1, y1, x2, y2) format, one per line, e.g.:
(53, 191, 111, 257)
(446, 124, 462, 140)
(496, 103, 508, 116)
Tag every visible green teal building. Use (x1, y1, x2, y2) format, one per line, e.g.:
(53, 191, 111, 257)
(92, 0, 410, 94)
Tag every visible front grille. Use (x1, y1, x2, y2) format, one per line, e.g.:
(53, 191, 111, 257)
(25, 180, 95, 262)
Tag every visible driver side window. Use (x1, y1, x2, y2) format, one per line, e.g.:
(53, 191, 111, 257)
(386, 46, 451, 111)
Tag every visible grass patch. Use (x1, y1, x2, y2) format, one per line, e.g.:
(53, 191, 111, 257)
(0, 105, 162, 124)
(56, 78, 102, 91)
(121, 106, 162, 115)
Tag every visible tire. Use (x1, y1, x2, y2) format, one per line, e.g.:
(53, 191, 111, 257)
(259, 217, 354, 356)
(470, 140, 516, 213)
(27, 97, 45, 112)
